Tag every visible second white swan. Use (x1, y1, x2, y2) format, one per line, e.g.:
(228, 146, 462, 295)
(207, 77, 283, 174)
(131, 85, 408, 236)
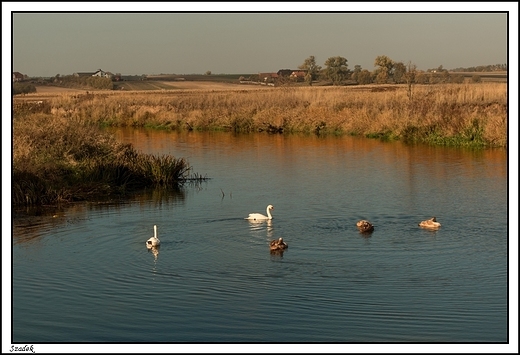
(245, 205, 274, 221)
(146, 225, 161, 247)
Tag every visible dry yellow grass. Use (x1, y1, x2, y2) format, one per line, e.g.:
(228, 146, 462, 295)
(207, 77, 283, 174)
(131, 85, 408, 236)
(14, 82, 507, 147)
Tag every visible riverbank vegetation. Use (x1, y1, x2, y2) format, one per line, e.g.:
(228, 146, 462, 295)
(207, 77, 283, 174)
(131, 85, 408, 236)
(12, 82, 507, 206)
(17, 82, 507, 148)
(12, 113, 204, 206)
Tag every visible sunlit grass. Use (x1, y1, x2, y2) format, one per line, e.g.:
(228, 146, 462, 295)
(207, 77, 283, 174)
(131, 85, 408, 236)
(22, 82, 506, 148)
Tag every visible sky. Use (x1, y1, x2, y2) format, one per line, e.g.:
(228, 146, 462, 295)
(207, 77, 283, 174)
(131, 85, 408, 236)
(5, 3, 516, 77)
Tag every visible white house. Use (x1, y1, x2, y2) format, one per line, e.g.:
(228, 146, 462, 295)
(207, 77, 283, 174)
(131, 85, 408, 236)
(74, 69, 113, 79)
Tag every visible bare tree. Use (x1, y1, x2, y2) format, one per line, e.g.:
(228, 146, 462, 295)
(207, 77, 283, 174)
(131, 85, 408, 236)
(403, 61, 417, 101)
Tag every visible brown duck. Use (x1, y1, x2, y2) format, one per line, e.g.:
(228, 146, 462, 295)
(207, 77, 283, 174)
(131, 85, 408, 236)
(356, 220, 374, 233)
(269, 237, 288, 251)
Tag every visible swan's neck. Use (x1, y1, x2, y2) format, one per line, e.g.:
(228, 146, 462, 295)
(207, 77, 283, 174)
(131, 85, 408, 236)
(266, 208, 272, 219)
(154, 225, 157, 238)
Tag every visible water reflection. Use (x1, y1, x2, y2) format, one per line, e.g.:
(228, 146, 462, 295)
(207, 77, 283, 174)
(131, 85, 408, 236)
(146, 245, 160, 261)
(12, 129, 508, 343)
(358, 230, 374, 238)
(13, 188, 188, 246)
(269, 249, 286, 258)
(110, 128, 507, 200)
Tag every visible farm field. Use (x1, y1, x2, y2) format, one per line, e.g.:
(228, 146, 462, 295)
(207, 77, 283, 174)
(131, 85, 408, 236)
(18, 80, 267, 99)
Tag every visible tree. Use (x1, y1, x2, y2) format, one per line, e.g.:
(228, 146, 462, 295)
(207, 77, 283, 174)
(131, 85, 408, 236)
(403, 61, 417, 101)
(205, 71, 212, 75)
(351, 65, 362, 83)
(374, 55, 394, 84)
(298, 55, 322, 85)
(357, 70, 373, 85)
(440, 70, 450, 83)
(324, 56, 349, 85)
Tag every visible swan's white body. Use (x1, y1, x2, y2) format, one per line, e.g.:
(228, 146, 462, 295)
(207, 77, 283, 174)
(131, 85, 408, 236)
(245, 205, 274, 221)
(419, 217, 441, 229)
(146, 225, 161, 247)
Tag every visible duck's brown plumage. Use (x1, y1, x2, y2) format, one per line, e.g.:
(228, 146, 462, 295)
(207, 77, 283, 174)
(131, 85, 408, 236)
(356, 220, 374, 233)
(270, 237, 288, 251)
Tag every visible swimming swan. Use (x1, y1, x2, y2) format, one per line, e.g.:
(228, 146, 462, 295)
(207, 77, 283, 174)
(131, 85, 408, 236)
(269, 237, 288, 251)
(419, 217, 441, 229)
(245, 205, 274, 221)
(356, 220, 374, 233)
(146, 225, 161, 247)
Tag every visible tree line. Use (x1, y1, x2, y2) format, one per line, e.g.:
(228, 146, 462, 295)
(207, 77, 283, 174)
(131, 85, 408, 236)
(285, 55, 505, 86)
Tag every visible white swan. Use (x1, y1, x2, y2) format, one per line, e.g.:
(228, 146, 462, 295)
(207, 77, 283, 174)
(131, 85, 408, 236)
(245, 204, 274, 221)
(146, 225, 161, 247)
(419, 217, 441, 229)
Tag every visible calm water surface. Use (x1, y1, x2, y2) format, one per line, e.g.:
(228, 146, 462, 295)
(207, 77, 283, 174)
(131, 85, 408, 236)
(12, 129, 508, 344)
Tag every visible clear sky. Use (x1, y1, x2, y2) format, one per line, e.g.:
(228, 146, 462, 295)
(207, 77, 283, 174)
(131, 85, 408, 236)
(5, 3, 515, 77)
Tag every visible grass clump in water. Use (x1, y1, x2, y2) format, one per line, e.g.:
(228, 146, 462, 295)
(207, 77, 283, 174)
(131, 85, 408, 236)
(13, 113, 203, 206)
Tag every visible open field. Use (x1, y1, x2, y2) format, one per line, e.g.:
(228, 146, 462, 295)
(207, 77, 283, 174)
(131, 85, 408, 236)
(14, 80, 267, 100)
(113, 80, 263, 91)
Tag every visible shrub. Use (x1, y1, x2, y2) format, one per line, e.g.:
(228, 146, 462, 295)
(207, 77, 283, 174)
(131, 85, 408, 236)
(12, 82, 36, 95)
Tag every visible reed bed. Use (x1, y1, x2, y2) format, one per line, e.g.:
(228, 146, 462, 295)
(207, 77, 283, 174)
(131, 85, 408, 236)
(23, 82, 507, 148)
(12, 113, 202, 206)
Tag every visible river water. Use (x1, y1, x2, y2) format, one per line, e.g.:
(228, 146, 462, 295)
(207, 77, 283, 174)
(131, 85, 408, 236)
(10, 129, 510, 349)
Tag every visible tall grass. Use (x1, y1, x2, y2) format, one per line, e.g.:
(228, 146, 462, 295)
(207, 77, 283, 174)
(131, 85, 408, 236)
(12, 112, 201, 206)
(29, 82, 507, 147)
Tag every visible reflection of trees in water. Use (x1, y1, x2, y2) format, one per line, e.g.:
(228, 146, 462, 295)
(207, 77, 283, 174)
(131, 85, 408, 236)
(136, 186, 187, 206)
(12, 187, 189, 245)
(13, 204, 89, 246)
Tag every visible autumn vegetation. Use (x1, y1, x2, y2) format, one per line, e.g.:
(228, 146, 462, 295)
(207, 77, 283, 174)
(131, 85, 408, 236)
(12, 110, 205, 206)
(12, 54, 507, 207)
(17, 82, 507, 146)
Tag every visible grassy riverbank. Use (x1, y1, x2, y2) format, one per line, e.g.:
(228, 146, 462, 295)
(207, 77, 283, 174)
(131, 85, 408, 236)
(17, 82, 507, 148)
(12, 113, 203, 206)
(12, 82, 507, 205)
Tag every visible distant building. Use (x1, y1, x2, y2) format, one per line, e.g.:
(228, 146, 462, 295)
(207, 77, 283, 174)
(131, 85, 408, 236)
(74, 71, 96, 77)
(13, 72, 24, 82)
(74, 69, 113, 79)
(258, 72, 279, 82)
(290, 70, 307, 81)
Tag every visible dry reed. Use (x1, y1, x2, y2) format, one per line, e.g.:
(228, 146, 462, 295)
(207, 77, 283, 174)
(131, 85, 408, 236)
(24, 82, 506, 147)
(12, 112, 199, 206)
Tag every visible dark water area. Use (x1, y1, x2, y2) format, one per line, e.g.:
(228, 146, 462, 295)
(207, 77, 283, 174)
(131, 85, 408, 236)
(11, 129, 511, 350)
